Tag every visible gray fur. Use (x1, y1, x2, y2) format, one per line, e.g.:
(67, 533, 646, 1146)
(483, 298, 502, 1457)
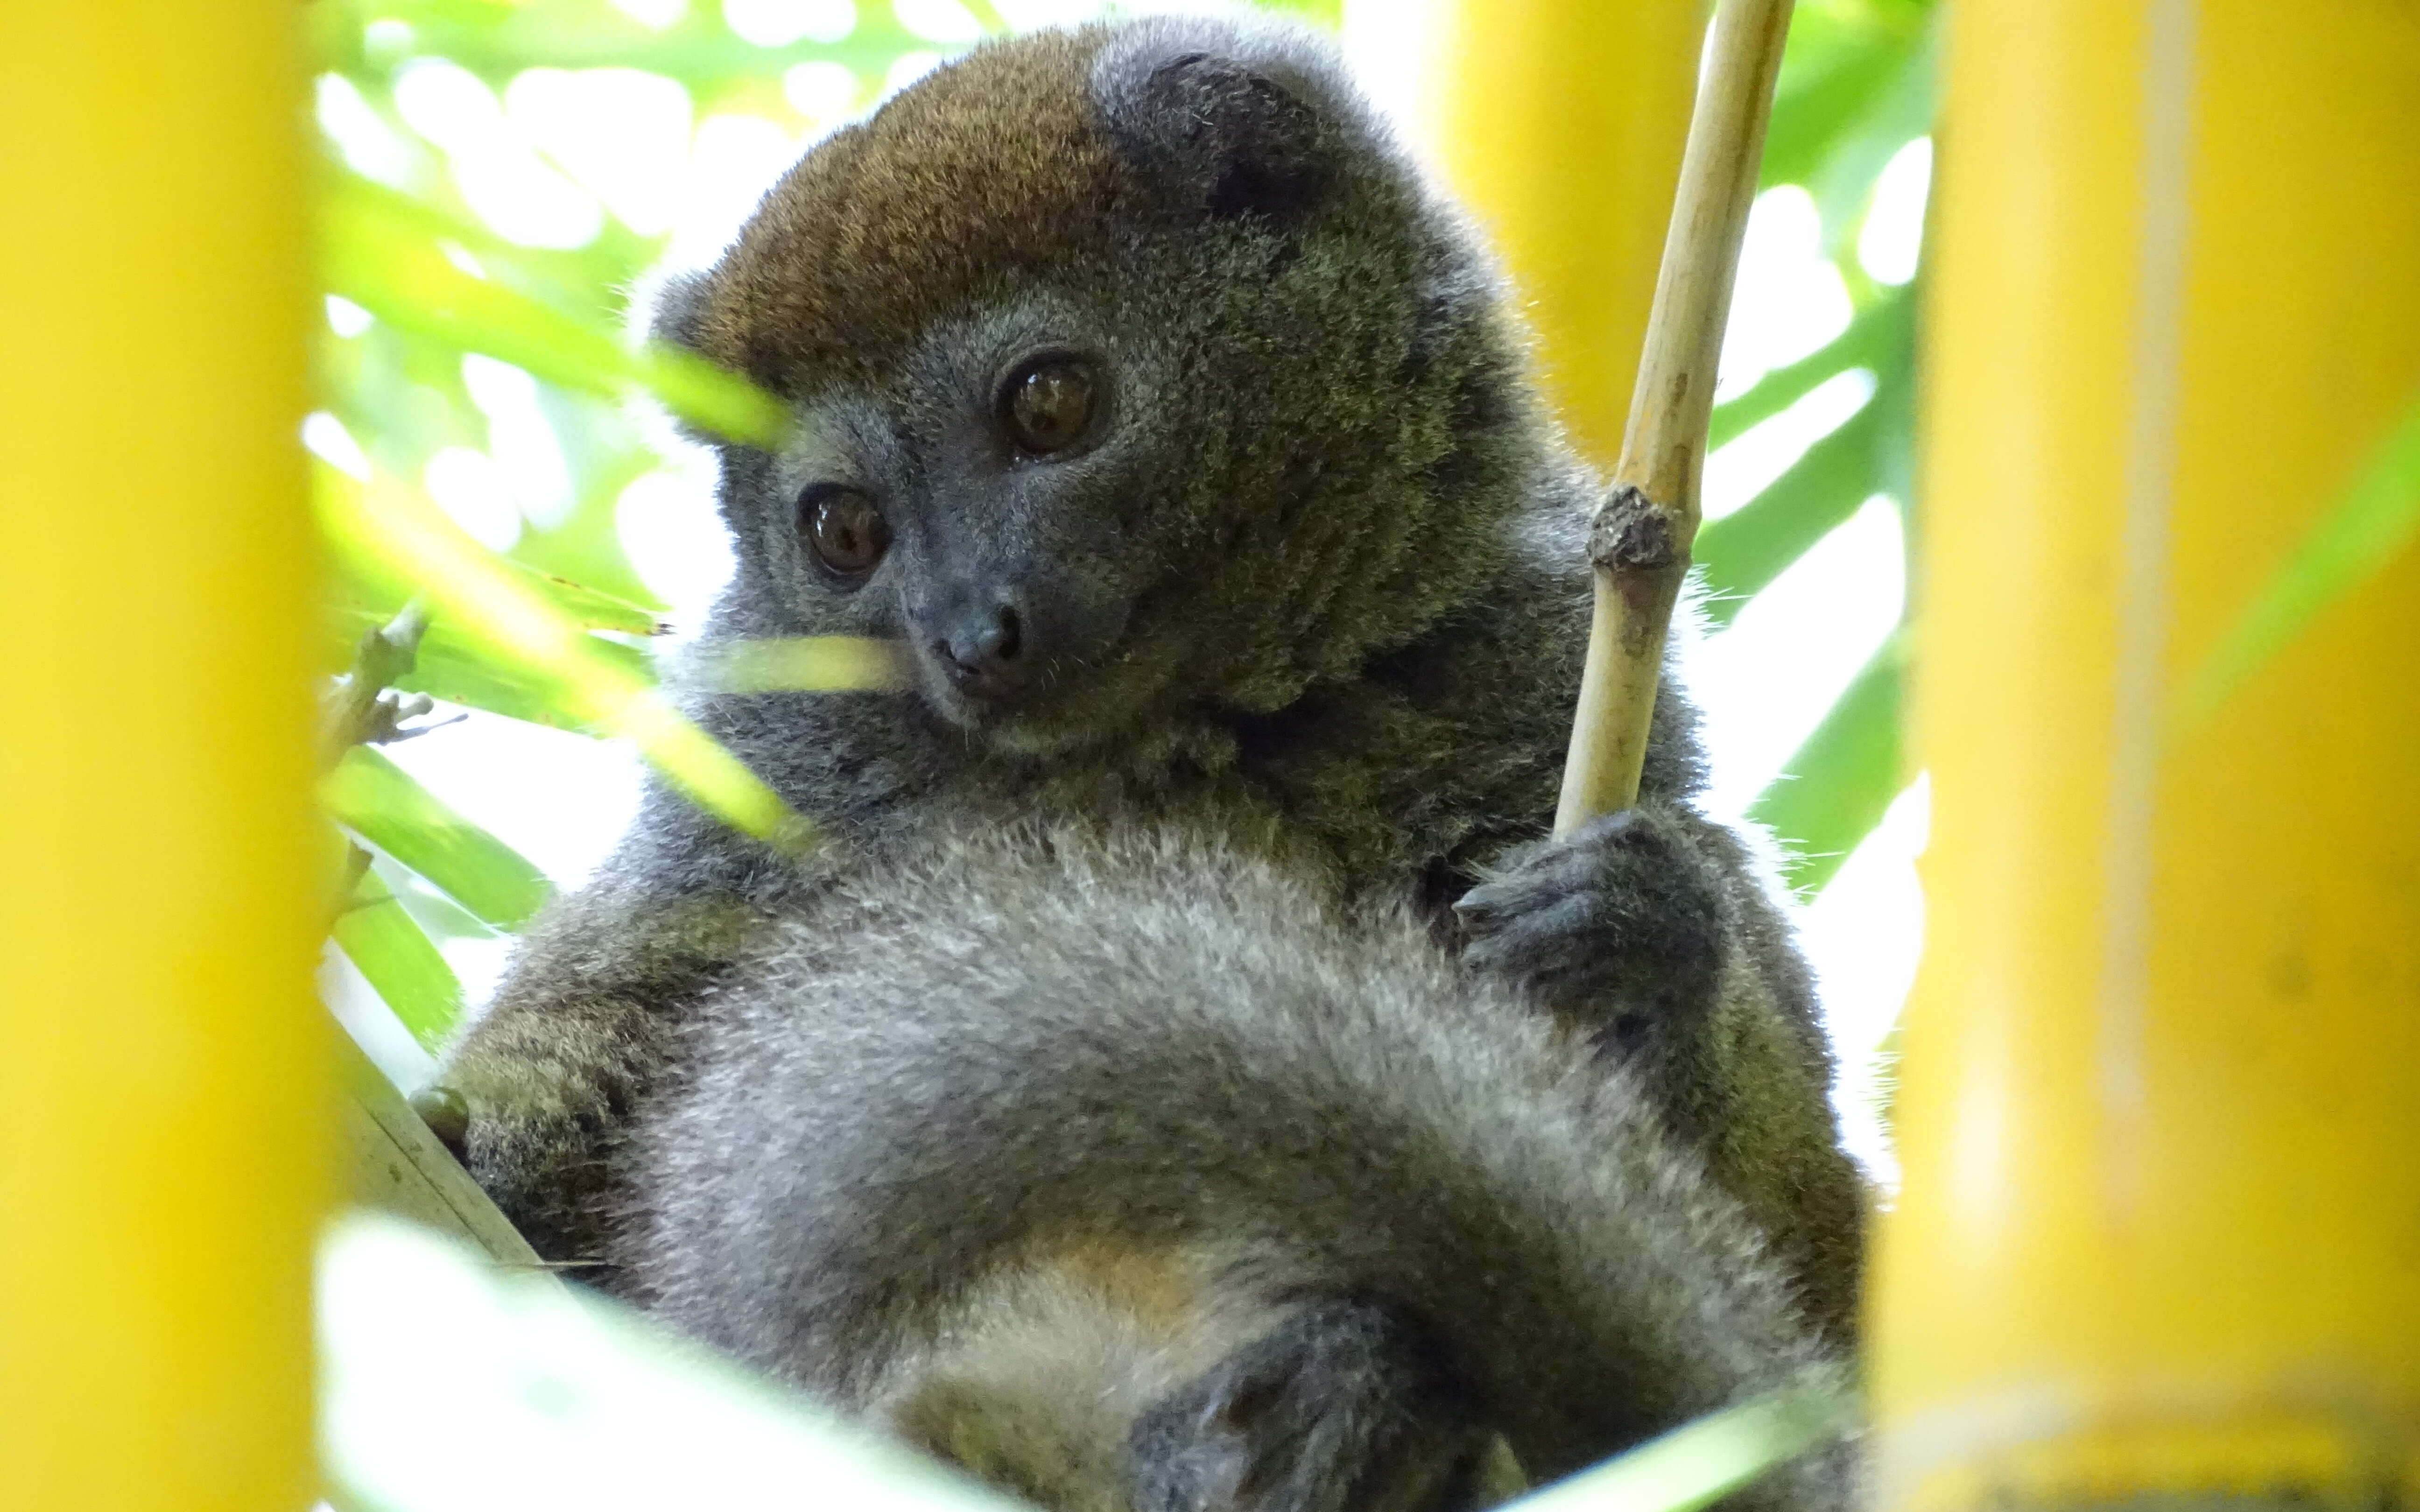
(438, 14, 1862, 1332)
(619, 825, 1857, 1511)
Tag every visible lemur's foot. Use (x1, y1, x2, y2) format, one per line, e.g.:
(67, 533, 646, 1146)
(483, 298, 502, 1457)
(1129, 1299, 1513, 1512)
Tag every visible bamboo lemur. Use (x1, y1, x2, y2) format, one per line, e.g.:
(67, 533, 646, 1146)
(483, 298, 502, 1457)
(621, 825, 1856, 1512)
(433, 14, 1866, 1332)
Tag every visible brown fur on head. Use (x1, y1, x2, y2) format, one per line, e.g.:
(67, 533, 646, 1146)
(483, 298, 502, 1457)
(672, 31, 1127, 392)
(666, 23, 1344, 396)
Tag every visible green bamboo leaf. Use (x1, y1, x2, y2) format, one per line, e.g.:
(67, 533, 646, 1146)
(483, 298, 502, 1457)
(322, 1216, 1041, 1512)
(1694, 402, 1885, 627)
(1804, 35, 1936, 249)
(333, 868, 466, 1052)
(1248, 0, 1343, 27)
(2171, 385, 2420, 737)
(1507, 1377, 1854, 1512)
(1709, 288, 1909, 450)
(327, 746, 557, 928)
(364, 621, 644, 729)
(693, 637, 913, 695)
(1748, 632, 1906, 896)
(337, 551, 666, 638)
(401, 633, 652, 730)
(317, 175, 629, 323)
(513, 572, 665, 637)
(328, 552, 661, 732)
(317, 463, 816, 853)
(324, 180, 788, 449)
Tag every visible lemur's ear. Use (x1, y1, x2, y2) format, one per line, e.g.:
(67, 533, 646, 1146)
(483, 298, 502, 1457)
(1092, 23, 1340, 220)
(646, 268, 713, 353)
(636, 268, 745, 445)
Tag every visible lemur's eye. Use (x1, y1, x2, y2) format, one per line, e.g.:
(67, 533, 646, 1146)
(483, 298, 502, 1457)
(1000, 357, 1100, 456)
(802, 486, 891, 579)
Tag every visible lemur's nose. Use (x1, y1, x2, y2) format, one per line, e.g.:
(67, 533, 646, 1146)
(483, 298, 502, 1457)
(934, 600, 1026, 698)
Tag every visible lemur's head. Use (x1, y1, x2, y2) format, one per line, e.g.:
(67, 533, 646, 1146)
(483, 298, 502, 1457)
(659, 18, 1535, 756)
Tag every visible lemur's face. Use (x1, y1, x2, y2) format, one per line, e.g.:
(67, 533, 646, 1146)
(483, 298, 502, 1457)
(664, 20, 1513, 757)
(743, 293, 1197, 754)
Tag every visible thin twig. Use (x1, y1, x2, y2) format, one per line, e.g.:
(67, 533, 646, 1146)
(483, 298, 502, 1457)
(322, 604, 447, 930)
(1555, 0, 1796, 835)
(321, 601, 446, 770)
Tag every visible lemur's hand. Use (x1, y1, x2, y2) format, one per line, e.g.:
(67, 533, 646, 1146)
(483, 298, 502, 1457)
(1454, 806, 1727, 1058)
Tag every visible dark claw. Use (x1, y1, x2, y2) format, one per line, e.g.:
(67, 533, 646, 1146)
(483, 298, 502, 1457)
(1460, 894, 1596, 973)
(1451, 881, 1511, 926)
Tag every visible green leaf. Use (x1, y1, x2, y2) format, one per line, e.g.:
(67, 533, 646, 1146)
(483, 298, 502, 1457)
(401, 633, 654, 730)
(324, 178, 788, 449)
(335, 550, 665, 639)
(1805, 33, 1937, 251)
(326, 747, 557, 928)
(378, 623, 649, 730)
(692, 637, 913, 695)
(317, 464, 816, 853)
(1764, 3, 1931, 197)
(1748, 632, 1906, 896)
(1247, 0, 1343, 27)
(333, 868, 466, 1052)
(2171, 384, 2420, 737)
(315, 172, 642, 327)
(1694, 403, 1885, 628)
(1506, 1376, 1855, 1512)
(512, 571, 665, 638)
(328, 549, 661, 732)
(322, 1216, 1041, 1512)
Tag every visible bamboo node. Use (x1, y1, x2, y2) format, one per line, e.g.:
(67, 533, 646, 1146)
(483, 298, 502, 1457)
(1588, 485, 1684, 572)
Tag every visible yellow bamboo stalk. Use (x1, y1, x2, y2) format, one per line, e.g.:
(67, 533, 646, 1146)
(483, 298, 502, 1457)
(1876, 2, 2420, 1509)
(0, 6, 325, 1509)
(1414, 0, 1704, 470)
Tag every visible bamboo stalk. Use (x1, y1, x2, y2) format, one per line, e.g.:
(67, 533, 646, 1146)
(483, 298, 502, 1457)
(2, 3, 324, 1503)
(1554, 0, 1797, 835)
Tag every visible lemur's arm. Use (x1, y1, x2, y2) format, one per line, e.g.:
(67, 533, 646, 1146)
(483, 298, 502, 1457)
(432, 792, 808, 1262)
(1455, 797, 1868, 1337)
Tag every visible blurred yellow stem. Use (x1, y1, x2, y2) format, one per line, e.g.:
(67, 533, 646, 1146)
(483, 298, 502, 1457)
(1877, 1, 2420, 1507)
(1417, 0, 1705, 471)
(0, 4, 326, 1507)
